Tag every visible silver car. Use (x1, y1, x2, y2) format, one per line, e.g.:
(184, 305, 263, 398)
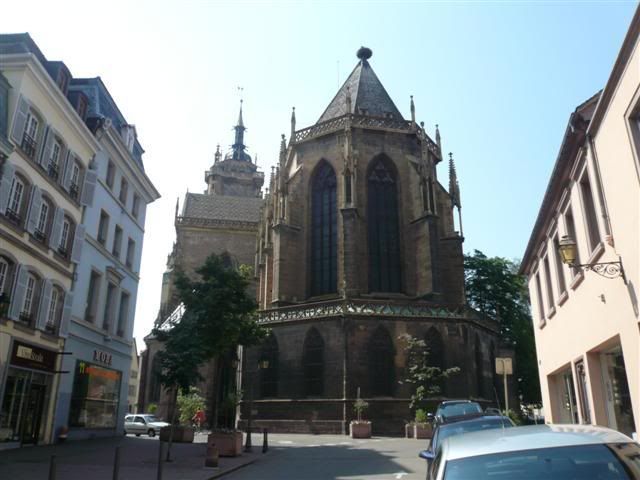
(124, 414, 169, 438)
(427, 424, 640, 479)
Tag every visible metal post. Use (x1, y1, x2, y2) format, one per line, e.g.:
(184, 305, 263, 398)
(244, 371, 253, 452)
(503, 368, 509, 413)
(156, 441, 164, 480)
(112, 446, 121, 480)
(262, 428, 268, 453)
(48, 455, 56, 480)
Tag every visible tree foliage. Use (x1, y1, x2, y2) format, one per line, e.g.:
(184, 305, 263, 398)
(399, 333, 460, 411)
(177, 387, 206, 425)
(464, 250, 541, 405)
(152, 254, 267, 395)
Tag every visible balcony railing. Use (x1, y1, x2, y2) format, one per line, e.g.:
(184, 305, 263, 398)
(47, 163, 59, 181)
(5, 208, 21, 226)
(69, 183, 79, 201)
(33, 229, 46, 243)
(21, 134, 37, 160)
(18, 311, 33, 326)
(45, 322, 58, 335)
(57, 245, 69, 258)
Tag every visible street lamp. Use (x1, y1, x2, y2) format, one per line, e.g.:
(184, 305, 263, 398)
(244, 359, 269, 452)
(558, 235, 625, 282)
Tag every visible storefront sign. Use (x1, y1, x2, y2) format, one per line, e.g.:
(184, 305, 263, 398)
(93, 349, 113, 366)
(10, 341, 57, 372)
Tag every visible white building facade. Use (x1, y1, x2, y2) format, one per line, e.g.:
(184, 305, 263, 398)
(521, 9, 640, 440)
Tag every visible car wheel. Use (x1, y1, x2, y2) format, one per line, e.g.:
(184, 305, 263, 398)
(148, 429, 156, 437)
(135, 433, 141, 437)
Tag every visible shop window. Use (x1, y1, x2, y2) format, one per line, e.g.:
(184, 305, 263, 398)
(575, 360, 591, 424)
(69, 360, 122, 428)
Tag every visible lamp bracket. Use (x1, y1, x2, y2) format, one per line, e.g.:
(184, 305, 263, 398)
(574, 259, 626, 282)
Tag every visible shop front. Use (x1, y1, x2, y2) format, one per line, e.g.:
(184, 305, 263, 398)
(0, 340, 58, 446)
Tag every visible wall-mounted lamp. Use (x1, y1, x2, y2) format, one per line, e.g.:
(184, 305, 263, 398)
(558, 235, 625, 282)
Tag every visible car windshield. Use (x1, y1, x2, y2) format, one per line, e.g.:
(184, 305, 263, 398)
(437, 418, 512, 447)
(144, 416, 160, 423)
(443, 443, 639, 480)
(438, 403, 482, 418)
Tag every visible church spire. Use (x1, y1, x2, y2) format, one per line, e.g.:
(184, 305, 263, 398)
(449, 152, 460, 208)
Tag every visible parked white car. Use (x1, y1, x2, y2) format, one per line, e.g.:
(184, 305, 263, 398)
(427, 424, 640, 479)
(124, 414, 169, 438)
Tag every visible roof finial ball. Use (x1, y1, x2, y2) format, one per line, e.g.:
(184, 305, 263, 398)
(356, 46, 372, 62)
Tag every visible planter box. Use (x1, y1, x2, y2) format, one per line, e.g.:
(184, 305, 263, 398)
(414, 423, 433, 439)
(207, 431, 243, 457)
(160, 426, 194, 443)
(405, 423, 415, 438)
(350, 421, 372, 439)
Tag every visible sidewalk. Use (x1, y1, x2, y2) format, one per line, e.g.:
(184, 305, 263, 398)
(0, 433, 267, 480)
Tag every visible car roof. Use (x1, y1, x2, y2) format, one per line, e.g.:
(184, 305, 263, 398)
(441, 424, 634, 461)
(439, 415, 511, 430)
(438, 400, 479, 406)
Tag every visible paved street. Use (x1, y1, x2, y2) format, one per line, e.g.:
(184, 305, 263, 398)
(0, 433, 427, 480)
(228, 434, 427, 480)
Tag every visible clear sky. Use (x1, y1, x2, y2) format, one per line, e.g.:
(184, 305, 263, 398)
(1, 0, 636, 352)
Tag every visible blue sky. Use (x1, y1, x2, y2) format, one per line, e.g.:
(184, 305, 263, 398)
(1, 0, 636, 349)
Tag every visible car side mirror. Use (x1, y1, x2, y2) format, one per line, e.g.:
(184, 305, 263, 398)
(419, 450, 435, 462)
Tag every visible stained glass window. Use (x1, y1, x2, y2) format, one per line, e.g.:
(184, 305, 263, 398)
(311, 162, 337, 296)
(368, 157, 401, 292)
(303, 328, 324, 396)
(369, 326, 394, 396)
(260, 333, 279, 398)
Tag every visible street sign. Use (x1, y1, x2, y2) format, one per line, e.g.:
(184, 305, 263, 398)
(495, 357, 513, 375)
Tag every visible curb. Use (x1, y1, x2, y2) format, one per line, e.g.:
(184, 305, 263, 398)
(205, 451, 270, 479)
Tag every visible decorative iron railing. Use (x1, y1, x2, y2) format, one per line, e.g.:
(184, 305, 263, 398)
(47, 163, 59, 181)
(257, 298, 496, 331)
(5, 208, 21, 226)
(21, 134, 37, 160)
(292, 114, 441, 158)
(69, 183, 80, 201)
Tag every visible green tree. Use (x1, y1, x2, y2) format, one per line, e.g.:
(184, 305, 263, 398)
(464, 250, 541, 405)
(399, 333, 460, 411)
(177, 387, 206, 425)
(151, 253, 267, 457)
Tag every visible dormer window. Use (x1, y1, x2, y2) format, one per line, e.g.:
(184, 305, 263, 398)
(57, 70, 69, 95)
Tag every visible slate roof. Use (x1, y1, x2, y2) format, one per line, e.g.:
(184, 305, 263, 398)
(182, 193, 262, 223)
(317, 57, 404, 123)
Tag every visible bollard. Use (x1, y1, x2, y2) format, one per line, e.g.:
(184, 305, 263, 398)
(112, 446, 121, 480)
(262, 428, 268, 453)
(48, 455, 56, 480)
(244, 427, 252, 452)
(204, 444, 219, 468)
(156, 441, 164, 480)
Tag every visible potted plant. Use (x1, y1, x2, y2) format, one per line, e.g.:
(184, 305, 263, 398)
(414, 409, 432, 439)
(350, 389, 371, 439)
(208, 391, 243, 457)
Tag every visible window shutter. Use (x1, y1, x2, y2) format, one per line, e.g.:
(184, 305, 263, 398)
(0, 161, 16, 214)
(62, 150, 74, 191)
(80, 169, 98, 207)
(8, 264, 28, 320)
(49, 206, 64, 249)
(57, 143, 67, 185)
(70, 223, 85, 263)
(59, 291, 73, 337)
(26, 186, 42, 234)
(36, 279, 53, 330)
(39, 126, 54, 167)
(10, 95, 29, 145)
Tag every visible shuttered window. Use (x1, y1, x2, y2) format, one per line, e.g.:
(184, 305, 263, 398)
(7, 177, 24, 218)
(310, 161, 337, 296)
(47, 288, 59, 326)
(22, 274, 37, 318)
(368, 157, 401, 293)
(0, 257, 9, 294)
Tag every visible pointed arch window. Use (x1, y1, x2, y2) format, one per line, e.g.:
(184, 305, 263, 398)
(425, 327, 446, 396)
(369, 326, 395, 396)
(303, 328, 324, 396)
(311, 162, 337, 296)
(149, 355, 162, 402)
(260, 333, 279, 398)
(368, 157, 401, 292)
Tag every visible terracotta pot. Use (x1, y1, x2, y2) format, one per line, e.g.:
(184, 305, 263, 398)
(207, 431, 243, 457)
(350, 421, 372, 439)
(405, 423, 415, 438)
(414, 423, 433, 439)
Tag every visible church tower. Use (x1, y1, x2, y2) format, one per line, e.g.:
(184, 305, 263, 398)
(243, 48, 500, 436)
